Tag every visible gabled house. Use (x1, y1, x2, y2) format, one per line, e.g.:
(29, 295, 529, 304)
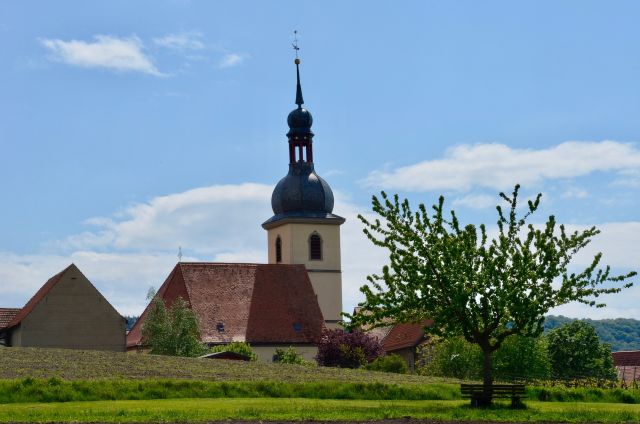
(613, 350, 640, 384)
(352, 307, 430, 372)
(0, 264, 125, 351)
(127, 262, 326, 361)
(379, 322, 430, 372)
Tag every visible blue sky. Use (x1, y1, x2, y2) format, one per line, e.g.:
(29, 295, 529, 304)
(0, 1, 639, 318)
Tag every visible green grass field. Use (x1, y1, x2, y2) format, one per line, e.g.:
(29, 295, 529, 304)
(3, 347, 640, 423)
(1, 398, 640, 423)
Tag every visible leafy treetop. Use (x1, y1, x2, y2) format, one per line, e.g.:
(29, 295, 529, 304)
(349, 185, 635, 399)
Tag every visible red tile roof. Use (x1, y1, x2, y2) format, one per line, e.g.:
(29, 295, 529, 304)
(0, 308, 21, 329)
(4, 265, 72, 329)
(613, 350, 640, 367)
(127, 263, 325, 348)
(351, 307, 430, 352)
(382, 321, 430, 352)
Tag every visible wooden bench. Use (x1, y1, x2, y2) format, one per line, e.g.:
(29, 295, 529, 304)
(460, 383, 526, 407)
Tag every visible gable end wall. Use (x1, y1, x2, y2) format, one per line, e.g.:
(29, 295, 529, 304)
(17, 266, 125, 351)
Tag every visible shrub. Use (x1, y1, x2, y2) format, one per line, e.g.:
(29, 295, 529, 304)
(141, 297, 205, 357)
(209, 342, 258, 361)
(493, 335, 551, 381)
(417, 336, 481, 379)
(315, 329, 383, 368)
(366, 354, 408, 374)
(418, 335, 550, 381)
(273, 346, 313, 366)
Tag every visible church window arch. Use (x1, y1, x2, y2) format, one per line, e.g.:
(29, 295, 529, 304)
(275, 236, 282, 263)
(309, 232, 323, 260)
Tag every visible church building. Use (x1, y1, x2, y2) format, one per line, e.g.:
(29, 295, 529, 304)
(127, 57, 345, 360)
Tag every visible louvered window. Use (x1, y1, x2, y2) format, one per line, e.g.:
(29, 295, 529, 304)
(275, 236, 282, 263)
(309, 233, 322, 260)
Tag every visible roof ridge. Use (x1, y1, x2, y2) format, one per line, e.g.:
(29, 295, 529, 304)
(179, 262, 305, 267)
(5, 264, 74, 328)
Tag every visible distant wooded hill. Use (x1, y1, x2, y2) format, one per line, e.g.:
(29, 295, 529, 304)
(124, 316, 138, 332)
(544, 315, 640, 352)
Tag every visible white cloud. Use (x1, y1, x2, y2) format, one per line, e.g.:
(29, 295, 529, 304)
(0, 251, 181, 315)
(41, 35, 164, 76)
(218, 53, 245, 69)
(153, 31, 205, 51)
(452, 193, 497, 209)
(3, 183, 638, 319)
(65, 183, 272, 255)
(365, 141, 640, 192)
(562, 187, 588, 199)
(566, 222, 640, 269)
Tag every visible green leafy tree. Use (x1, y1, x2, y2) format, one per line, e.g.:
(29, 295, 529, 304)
(418, 336, 482, 380)
(141, 297, 205, 357)
(366, 353, 409, 374)
(273, 346, 313, 366)
(350, 185, 635, 405)
(493, 335, 551, 381)
(210, 341, 258, 361)
(547, 321, 617, 380)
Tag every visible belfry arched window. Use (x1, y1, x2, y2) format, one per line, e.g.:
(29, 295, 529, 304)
(309, 232, 322, 260)
(275, 236, 282, 263)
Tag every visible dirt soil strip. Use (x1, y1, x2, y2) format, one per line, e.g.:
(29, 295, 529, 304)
(3, 421, 588, 424)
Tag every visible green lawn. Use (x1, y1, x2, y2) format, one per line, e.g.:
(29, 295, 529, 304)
(1, 398, 640, 423)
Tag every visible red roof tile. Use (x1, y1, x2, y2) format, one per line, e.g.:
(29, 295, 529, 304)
(382, 321, 431, 352)
(5, 265, 72, 329)
(613, 350, 640, 367)
(127, 263, 325, 348)
(0, 308, 20, 329)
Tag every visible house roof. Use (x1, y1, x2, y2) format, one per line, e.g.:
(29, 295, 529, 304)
(0, 308, 21, 329)
(127, 262, 325, 348)
(4, 265, 73, 329)
(382, 321, 430, 352)
(351, 307, 429, 352)
(613, 350, 640, 367)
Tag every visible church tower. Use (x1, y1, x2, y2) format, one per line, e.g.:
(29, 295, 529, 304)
(262, 57, 345, 328)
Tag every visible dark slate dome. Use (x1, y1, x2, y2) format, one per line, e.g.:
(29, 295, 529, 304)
(271, 163, 334, 215)
(287, 107, 313, 136)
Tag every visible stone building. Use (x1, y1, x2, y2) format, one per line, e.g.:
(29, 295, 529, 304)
(0, 264, 125, 351)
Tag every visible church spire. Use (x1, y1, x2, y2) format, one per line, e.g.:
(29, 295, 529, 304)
(295, 58, 304, 107)
(293, 30, 304, 107)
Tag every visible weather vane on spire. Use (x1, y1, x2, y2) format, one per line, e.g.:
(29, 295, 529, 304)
(178, 246, 183, 262)
(292, 30, 300, 61)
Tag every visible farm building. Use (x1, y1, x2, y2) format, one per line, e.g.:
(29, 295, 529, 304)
(613, 350, 640, 384)
(353, 307, 430, 371)
(126, 262, 325, 361)
(0, 264, 126, 351)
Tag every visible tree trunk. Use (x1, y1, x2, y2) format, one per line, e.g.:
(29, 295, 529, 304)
(479, 348, 493, 407)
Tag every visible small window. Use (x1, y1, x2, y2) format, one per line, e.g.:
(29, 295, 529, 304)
(216, 322, 225, 332)
(275, 236, 282, 263)
(309, 232, 322, 260)
(293, 322, 302, 332)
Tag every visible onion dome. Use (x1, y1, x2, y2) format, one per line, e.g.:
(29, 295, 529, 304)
(271, 163, 335, 216)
